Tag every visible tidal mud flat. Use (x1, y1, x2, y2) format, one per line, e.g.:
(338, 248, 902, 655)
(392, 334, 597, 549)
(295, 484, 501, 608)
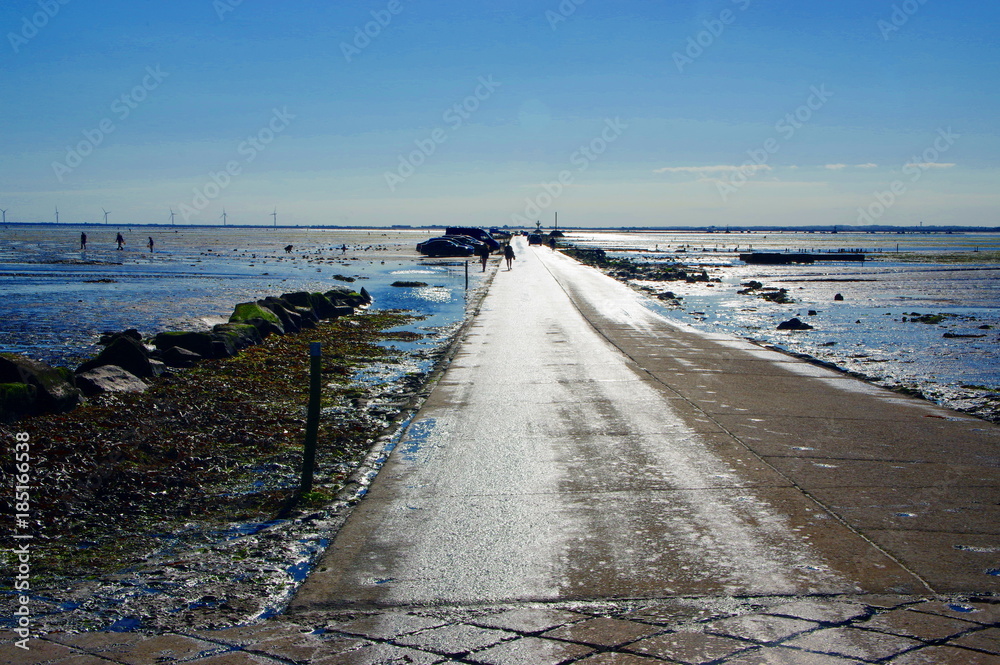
(563, 231, 1000, 423)
(0, 225, 492, 632)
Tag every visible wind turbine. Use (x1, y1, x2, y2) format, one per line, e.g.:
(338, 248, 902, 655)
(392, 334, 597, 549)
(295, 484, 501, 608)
(220, 209, 228, 226)
(55, 206, 60, 224)
(168, 208, 176, 226)
(102, 208, 110, 225)
(271, 208, 277, 228)
(0, 209, 7, 224)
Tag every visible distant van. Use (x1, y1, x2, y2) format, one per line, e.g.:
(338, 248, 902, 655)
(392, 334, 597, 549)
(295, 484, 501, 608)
(445, 227, 500, 251)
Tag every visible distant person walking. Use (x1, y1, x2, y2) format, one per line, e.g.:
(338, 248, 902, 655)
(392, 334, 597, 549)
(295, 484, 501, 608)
(80, 232, 87, 250)
(476, 243, 489, 272)
(503, 244, 515, 270)
(115, 232, 125, 250)
(548, 236, 557, 251)
(147, 236, 154, 253)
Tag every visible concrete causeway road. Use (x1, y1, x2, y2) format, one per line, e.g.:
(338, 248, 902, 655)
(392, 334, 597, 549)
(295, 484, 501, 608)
(292, 237, 1000, 612)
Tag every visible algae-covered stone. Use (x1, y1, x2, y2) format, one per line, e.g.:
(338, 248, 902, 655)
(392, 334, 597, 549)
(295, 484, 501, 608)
(214, 323, 262, 348)
(324, 286, 366, 308)
(259, 298, 301, 333)
(309, 292, 339, 320)
(230, 301, 285, 337)
(279, 291, 313, 309)
(231, 301, 282, 327)
(0, 354, 82, 416)
(0, 382, 37, 421)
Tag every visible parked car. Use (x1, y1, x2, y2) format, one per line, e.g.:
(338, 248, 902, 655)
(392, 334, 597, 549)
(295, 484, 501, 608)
(416, 237, 475, 257)
(445, 227, 500, 251)
(527, 233, 544, 245)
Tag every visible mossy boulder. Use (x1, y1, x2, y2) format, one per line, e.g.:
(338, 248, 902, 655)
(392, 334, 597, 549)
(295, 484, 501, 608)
(0, 354, 82, 417)
(259, 298, 302, 333)
(325, 286, 368, 308)
(0, 382, 38, 421)
(212, 323, 263, 354)
(230, 301, 284, 337)
(279, 291, 314, 309)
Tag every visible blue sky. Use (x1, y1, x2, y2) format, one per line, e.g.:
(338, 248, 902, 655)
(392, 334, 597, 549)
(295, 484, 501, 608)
(1, 0, 997, 228)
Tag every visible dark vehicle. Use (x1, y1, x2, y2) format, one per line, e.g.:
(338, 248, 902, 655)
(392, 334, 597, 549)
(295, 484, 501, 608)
(416, 237, 475, 257)
(527, 233, 544, 245)
(447, 235, 487, 251)
(445, 227, 500, 251)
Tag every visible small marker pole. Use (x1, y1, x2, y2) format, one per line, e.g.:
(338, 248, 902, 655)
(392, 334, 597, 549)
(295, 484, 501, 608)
(300, 342, 322, 495)
(464, 260, 469, 290)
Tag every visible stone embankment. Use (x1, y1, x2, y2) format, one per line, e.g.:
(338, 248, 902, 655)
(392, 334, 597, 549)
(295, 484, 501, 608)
(0, 285, 371, 422)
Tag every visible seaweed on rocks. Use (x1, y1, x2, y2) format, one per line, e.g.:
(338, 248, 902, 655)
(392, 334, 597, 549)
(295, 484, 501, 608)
(0, 309, 453, 631)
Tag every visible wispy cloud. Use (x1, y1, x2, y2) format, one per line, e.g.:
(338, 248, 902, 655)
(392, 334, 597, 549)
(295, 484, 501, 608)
(824, 163, 878, 170)
(653, 164, 772, 175)
(904, 162, 955, 169)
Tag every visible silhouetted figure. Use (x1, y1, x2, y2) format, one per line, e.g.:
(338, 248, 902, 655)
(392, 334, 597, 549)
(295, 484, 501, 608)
(503, 244, 515, 270)
(115, 232, 125, 250)
(147, 236, 154, 253)
(284, 244, 293, 253)
(80, 232, 87, 250)
(548, 237, 556, 250)
(476, 243, 489, 272)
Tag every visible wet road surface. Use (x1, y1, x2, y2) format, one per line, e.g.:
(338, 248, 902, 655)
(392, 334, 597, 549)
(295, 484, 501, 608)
(291, 238, 998, 613)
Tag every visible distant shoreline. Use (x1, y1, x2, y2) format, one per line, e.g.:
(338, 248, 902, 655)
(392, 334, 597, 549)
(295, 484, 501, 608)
(2, 222, 998, 233)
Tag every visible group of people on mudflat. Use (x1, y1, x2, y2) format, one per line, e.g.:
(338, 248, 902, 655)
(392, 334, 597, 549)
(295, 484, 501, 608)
(80, 232, 154, 253)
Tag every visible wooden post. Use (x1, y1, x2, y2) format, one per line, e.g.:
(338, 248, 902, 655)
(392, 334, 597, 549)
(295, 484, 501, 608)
(300, 342, 321, 495)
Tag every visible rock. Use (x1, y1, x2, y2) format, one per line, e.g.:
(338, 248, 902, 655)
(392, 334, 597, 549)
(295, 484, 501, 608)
(77, 335, 160, 379)
(777, 317, 814, 331)
(808, 310, 818, 316)
(99, 328, 142, 345)
(325, 286, 369, 308)
(279, 291, 314, 309)
(160, 346, 203, 368)
(76, 365, 147, 396)
(309, 292, 339, 320)
(0, 383, 36, 422)
(230, 302, 285, 337)
(259, 298, 302, 333)
(154, 331, 217, 358)
(0, 354, 82, 417)
(212, 323, 263, 353)
(834, 293, 844, 301)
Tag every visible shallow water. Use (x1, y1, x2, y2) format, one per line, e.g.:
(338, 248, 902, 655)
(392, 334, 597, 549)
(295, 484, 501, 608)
(0, 225, 480, 367)
(567, 230, 1000, 418)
